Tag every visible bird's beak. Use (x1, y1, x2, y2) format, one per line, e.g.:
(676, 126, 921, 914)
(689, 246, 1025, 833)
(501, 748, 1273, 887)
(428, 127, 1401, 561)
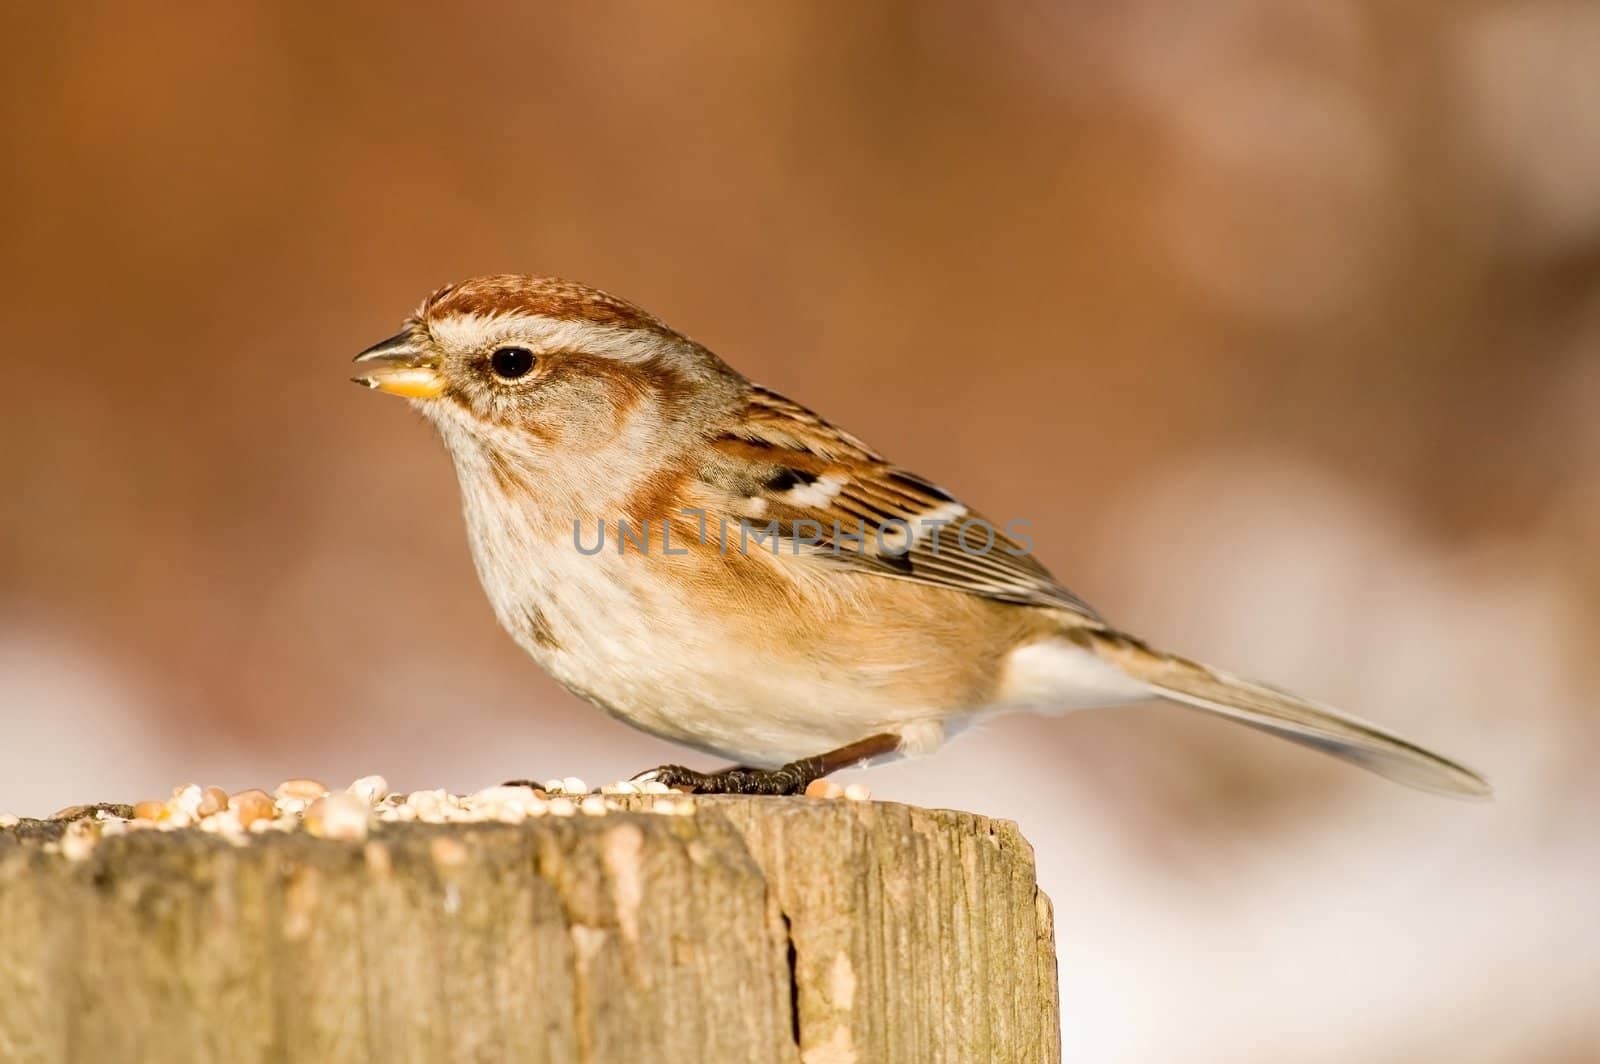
(351, 331, 446, 399)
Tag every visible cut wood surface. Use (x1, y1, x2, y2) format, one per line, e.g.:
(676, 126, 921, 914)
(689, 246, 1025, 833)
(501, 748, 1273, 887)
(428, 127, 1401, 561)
(0, 796, 1058, 1064)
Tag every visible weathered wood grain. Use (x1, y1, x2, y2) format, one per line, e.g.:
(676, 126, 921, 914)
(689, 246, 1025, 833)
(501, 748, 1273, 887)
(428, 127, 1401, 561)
(0, 797, 1057, 1063)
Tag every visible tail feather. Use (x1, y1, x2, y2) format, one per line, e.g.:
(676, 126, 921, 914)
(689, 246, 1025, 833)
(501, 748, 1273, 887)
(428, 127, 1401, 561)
(1084, 629, 1492, 799)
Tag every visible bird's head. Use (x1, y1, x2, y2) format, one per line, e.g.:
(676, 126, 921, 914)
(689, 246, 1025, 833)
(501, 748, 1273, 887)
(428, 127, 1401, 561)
(352, 275, 737, 465)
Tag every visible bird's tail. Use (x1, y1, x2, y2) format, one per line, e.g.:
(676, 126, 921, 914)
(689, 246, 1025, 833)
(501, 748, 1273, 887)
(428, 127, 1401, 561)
(1079, 628, 1492, 799)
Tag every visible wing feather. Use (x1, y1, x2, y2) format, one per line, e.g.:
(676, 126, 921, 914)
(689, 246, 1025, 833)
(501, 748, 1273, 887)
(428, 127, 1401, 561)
(698, 383, 1102, 620)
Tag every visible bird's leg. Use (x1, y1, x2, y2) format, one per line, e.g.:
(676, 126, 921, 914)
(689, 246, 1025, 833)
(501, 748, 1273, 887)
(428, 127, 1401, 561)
(635, 732, 902, 796)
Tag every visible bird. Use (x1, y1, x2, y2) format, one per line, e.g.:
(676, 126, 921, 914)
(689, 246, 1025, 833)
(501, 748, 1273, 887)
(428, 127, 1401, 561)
(351, 274, 1490, 798)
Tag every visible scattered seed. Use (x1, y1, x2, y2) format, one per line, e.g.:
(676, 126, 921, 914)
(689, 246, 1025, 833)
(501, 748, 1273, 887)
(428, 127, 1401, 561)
(348, 775, 390, 805)
(406, 789, 453, 822)
(843, 783, 871, 802)
(169, 784, 203, 819)
(229, 789, 276, 828)
(207, 809, 244, 834)
(28, 768, 741, 857)
(198, 786, 229, 817)
(304, 793, 370, 841)
(649, 796, 697, 816)
(275, 778, 328, 803)
(805, 780, 844, 800)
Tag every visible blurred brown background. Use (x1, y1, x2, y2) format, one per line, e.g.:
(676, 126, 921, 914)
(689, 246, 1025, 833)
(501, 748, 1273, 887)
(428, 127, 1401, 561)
(2, 2, 1597, 1059)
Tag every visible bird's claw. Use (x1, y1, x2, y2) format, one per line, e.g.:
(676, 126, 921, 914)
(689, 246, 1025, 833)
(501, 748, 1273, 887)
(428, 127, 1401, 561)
(631, 763, 817, 796)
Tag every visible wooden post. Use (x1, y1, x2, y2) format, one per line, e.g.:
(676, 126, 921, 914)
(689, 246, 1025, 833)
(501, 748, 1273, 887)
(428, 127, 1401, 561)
(0, 797, 1058, 1063)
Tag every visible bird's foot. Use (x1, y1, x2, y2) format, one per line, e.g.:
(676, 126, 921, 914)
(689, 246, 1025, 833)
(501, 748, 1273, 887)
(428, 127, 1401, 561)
(632, 761, 820, 796)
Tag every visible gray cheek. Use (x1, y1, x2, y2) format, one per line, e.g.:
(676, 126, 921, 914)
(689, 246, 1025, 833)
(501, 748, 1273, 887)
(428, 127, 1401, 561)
(517, 377, 630, 449)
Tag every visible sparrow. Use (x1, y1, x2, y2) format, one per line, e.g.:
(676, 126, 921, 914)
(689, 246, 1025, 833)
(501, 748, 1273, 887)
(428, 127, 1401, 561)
(352, 274, 1490, 798)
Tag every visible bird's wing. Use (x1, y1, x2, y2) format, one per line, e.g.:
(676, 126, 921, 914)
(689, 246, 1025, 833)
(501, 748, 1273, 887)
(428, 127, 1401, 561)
(694, 383, 1102, 619)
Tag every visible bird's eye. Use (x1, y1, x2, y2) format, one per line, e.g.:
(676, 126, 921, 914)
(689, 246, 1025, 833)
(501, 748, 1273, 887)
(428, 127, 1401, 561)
(489, 346, 536, 380)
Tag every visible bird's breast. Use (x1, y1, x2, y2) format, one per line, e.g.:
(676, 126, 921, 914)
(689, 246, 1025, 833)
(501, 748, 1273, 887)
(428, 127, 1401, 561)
(457, 494, 1050, 762)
